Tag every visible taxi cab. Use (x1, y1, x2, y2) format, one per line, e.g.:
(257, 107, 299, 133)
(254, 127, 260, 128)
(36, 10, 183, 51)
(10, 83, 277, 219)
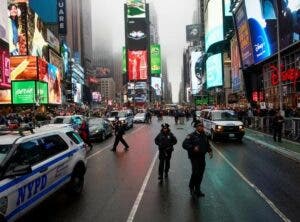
(0, 124, 87, 222)
(200, 109, 245, 141)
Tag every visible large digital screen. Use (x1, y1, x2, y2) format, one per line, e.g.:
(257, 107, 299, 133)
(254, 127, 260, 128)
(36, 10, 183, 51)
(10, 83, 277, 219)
(245, 0, 277, 64)
(231, 36, 242, 92)
(278, 0, 300, 49)
(191, 51, 202, 94)
(0, 0, 8, 42)
(205, 0, 224, 51)
(92, 91, 101, 102)
(234, 2, 254, 67)
(151, 77, 161, 96)
(49, 49, 63, 79)
(0, 43, 10, 89)
(12, 80, 35, 104)
(8, 1, 28, 56)
(0, 89, 11, 104)
(72, 79, 82, 104)
(127, 0, 146, 18)
(127, 18, 147, 50)
(206, 54, 223, 88)
(36, 81, 48, 104)
(48, 63, 62, 104)
(128, 50, 148, 81)
(61, 43, 70, 78)
(10, 56, 48, 81)
(150, 44, 161, 76)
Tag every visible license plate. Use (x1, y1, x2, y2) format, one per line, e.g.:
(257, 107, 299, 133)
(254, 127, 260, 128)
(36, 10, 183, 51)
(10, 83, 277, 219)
(229, 134, 235, 137)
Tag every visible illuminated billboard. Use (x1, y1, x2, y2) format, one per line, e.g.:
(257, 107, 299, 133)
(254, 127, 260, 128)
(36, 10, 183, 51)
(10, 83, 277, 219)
(72, 79, 82, 104)
(49, 49, 63, 79)
(245, 0, 277, 64)
(48, 63, 62, 104)
(10, 56, 48, 81)
(234, 2, 254, 67)
(0, 89, 11, 104)
(0, 0, 8, 42)
(150, 44, 161, 76)
(151, 77, 161, 96)
(127, 0, 146, 18)
(12, 80, 35, 104)
(231, 36, 242, 92)
(128, 50, 148, 81)
(206, 54, 223, 88)
(92, 92, 101, 102)
(127, 18, 147, 50)
(191, 51, 202, 94)
(205, 0, 224, 51)
(0, 43, 10, 89)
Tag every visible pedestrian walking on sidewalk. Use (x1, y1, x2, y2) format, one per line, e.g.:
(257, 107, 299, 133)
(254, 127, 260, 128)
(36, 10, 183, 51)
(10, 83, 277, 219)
(111, 116, 129, 152)
(273, 111, 284, 142)
(182, 120, 213, 198)
(155, 123, 177, 181)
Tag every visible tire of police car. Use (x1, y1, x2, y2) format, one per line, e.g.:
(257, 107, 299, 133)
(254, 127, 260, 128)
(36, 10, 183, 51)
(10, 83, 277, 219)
(67, 165, 85, 195)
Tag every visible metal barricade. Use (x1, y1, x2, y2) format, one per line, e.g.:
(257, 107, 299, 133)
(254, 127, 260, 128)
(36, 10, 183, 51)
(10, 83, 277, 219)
(283, 118, 294, 138)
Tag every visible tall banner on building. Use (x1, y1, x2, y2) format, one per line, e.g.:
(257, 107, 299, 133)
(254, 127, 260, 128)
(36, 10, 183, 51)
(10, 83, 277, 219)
(231, 36, 241, 92)
(122, 47, 127, 73)
(150, 44, 161, 76)
(191, 51, 202, 94)
(57, 0, 67, 35)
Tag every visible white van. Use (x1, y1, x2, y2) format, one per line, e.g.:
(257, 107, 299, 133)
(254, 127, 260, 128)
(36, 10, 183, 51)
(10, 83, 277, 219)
(200, 109, 245, 141)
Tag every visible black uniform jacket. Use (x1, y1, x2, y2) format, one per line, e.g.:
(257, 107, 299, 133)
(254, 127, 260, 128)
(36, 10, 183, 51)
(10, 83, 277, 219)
(182, 131, 212, 159)
(155, 131, 177, 151)
(114, 121, 125, 136)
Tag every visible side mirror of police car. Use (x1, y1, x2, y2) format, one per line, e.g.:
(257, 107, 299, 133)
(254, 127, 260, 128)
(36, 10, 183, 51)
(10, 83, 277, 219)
(5, 165, 32, 178)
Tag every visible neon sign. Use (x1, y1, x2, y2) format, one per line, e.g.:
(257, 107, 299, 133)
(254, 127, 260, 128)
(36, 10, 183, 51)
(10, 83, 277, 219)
(270, 65, 300, 87)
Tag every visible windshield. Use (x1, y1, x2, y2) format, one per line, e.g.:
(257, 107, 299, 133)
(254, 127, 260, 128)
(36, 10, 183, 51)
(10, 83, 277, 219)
(51, 117, 71, 124)
(88, 118, 104, 126)
(118, 112, 126, 118)
(0, 144, 12, 165)
(110, 112, 119, 117)
(135, 113, 145, 117)
(212, 111, 238, 121)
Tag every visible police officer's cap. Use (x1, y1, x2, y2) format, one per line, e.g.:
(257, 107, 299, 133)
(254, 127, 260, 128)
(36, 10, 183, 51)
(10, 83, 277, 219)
(161, 123, 170, 129)
(193, 120, 203, 128)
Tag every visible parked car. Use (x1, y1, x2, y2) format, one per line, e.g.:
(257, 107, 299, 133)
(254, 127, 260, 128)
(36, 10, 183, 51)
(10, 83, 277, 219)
(50, 115, 84, 131)
(0, 124, 87, 222)
(107, 110, 134, 129)
(87, 117, 113, 141)
(200, 109, 245, 141)
(134, 112, 146, 123)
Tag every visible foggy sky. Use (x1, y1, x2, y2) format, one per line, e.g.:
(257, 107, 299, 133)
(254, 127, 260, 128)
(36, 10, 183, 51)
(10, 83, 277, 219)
(91, 0, 197, 103)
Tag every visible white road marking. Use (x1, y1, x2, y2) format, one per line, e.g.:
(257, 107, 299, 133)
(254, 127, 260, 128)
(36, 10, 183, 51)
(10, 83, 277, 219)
(127, 151, 159, 222)
(87, 125, 146, 160)
(211, 143, 291, 222)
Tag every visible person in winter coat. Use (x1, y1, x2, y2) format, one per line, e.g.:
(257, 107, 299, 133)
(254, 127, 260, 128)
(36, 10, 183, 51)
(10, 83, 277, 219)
(182, 120, 213, 197)
(79, 120, 93, 150)
(155, 123, 177, 181)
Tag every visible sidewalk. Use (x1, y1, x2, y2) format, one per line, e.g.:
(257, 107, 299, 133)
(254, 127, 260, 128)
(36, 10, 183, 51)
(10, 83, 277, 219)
(245, 128, 300, 162)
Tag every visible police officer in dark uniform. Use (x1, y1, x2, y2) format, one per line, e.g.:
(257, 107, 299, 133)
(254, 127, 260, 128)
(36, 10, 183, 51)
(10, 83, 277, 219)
(273, 111, 284, 142)
(111, 116, 129, 152)
(155, 123, 177, 181)
(182, 120, 213, 197)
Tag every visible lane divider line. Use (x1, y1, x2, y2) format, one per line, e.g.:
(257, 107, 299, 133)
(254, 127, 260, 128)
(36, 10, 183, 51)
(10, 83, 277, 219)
(127, 151, 159, 222)
(87, 125, 146, 160)
(211, 143, 291, 222)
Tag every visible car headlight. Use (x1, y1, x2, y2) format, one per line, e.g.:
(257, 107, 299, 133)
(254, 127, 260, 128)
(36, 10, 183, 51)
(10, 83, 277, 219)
(121, 120, 126, 124)
(239, 125, 244, 131)
(215, 125, 223, 131)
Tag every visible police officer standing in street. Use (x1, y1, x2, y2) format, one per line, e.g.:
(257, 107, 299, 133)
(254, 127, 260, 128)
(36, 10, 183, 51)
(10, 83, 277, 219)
(182, 120, 213, 197)
(155, 123, 177, 181)
(111, 116, 129, 152)
(273, 111, 284, 142)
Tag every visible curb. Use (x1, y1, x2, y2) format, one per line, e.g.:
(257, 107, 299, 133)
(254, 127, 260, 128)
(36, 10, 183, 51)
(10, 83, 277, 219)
(244, 135, 300, 163)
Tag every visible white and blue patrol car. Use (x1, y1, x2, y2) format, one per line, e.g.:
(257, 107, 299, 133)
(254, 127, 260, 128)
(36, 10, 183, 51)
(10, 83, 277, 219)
(0, 124, 87, 222)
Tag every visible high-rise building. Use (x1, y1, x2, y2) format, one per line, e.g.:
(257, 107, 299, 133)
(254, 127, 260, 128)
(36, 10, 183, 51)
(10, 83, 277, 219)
(99, 78, 116, 101)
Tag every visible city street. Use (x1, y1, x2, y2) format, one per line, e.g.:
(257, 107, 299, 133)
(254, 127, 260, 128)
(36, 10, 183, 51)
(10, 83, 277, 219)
(17, 117, 300, 222)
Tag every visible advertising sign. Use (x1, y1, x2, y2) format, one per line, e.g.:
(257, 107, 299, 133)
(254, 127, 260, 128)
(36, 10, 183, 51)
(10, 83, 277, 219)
(0, 43, 10, 89)
(128, 50, 148, 81)
(10, 56, 48, 81)
(47, 29, 60, 53)
(36, 81, 48, 104)
(186, 24, 201, 42)
(127, 0, 146, 18)
(72, 79, 82, 104)
(150, 44, 161, 76)
(48, 63, 62, 104)
(277, 0, 300, 49)
(206, 54, 223, 88)
(231, 36, 241, 92)
(0, 0, 8, 42)
(8, 1, 28, 56)
(61, 43, 69, 78)
(205, 0, 224, 51)
(0, 89, 11, 104)
(191, 51, 202, 94)
(151, 77, 161, 96)
(12, 80, 35, 104)
(127, 18, 147, 50)
(92, 92, 101, 102)
(245, 0, 277, 64)
(49, 49, 63, 79)
(234, 2, 254, 67)
(57, 0, 67, 35)
(122, 47, 127, 73)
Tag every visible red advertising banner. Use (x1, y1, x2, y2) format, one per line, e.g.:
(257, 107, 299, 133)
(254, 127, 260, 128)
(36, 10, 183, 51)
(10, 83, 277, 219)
(128, 50, 148, 81)
(0, 44, 10, 89)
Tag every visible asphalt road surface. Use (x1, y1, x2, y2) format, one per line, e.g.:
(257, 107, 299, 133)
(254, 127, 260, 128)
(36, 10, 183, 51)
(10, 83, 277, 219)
(17, 117, 300, 222)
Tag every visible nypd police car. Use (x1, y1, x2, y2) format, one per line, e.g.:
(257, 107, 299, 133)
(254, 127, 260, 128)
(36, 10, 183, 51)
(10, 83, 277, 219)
(0, 124, 87, 222)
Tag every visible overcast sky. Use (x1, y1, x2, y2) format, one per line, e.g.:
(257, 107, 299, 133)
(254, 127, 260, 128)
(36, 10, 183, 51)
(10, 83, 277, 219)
(91, 0, 196, 103)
